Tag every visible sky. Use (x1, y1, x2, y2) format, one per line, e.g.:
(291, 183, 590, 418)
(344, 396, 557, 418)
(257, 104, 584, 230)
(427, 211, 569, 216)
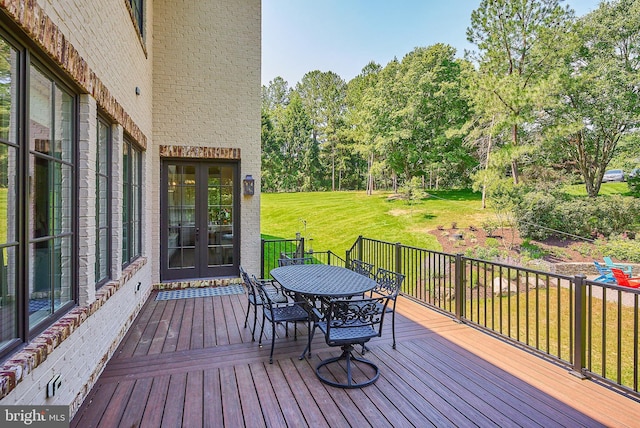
(262, 0, 603, 86)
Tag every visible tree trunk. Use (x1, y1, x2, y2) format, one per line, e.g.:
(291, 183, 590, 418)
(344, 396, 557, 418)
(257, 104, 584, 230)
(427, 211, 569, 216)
(511, 124, 519, 185)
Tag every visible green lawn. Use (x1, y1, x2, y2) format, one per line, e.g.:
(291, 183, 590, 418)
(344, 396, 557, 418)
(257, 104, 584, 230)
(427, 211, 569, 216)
(563, 181, 631, 196)
(261, 190, 494, 253)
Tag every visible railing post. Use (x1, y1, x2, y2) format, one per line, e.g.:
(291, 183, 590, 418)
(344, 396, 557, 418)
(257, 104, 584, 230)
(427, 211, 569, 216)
(260, 238, 265, 279)
(571, 274, 588, 379)
(357, 235, 363, 262)
(395, 242, 402, 275)
(455, 253, 464, 322)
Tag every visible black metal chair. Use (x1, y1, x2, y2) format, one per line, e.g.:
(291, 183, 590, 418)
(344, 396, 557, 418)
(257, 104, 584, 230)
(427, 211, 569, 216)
(315, 296, 389, 388)
(239, 266, 288, 341)
(369, 268, 404, 349)
(254, 275, 311, 364)
(277, 256, 314, 266)
(348, 259, 375, 278)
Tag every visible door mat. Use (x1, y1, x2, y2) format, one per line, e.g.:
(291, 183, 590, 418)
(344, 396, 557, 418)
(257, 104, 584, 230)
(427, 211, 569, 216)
(156, 284, 245, 301)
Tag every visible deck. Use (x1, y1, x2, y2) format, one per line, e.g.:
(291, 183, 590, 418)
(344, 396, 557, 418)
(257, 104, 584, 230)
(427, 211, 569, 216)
(72, 288, 640, 427)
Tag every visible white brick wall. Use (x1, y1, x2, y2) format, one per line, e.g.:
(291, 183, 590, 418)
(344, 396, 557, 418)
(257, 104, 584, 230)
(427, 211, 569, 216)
(152, 0, 262, 277)
(0, 0, 261, 416)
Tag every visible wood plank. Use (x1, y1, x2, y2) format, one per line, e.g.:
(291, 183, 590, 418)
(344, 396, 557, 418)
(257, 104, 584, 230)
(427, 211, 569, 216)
(203, 297, 216, 348)
(263, 360, 307, 426)
(183, 370, 204, 428)
(177, 299, 195, 351)
(203, 369, 224, 428)
(160, 373, 187, 427)
(118, 377, 153, 428)
(148, 299, 177, 355)
(162, 298, 185, 353)
(219, 366, 245, 427)
(95, 381, 135, 427)
(71, 382, 118, 428)
(140, 375, 171, 428)
(190, 297, 205, 350)
(234, 364, 266, 428)
(249, 363, 287, 427)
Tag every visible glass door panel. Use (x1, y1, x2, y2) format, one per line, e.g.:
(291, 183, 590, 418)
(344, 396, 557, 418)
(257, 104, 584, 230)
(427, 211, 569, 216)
(162, 161, 238, 280)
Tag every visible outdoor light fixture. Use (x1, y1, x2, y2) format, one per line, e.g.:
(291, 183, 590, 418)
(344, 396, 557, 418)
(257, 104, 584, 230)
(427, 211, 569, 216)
(243, 174, 255, 195)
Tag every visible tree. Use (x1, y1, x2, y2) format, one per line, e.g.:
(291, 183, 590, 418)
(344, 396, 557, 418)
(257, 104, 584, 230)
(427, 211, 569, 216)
(296, 71, 347, 190)
(466, 0, 574, 185)
(545, 0, 640, 197)
(278, 92, 318, 191)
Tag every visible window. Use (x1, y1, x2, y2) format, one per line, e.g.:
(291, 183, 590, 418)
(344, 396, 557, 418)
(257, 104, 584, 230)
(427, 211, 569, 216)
(128, 0, 144, 37)
(95, 117, 111, 287)
(0, 31, 77, 357)
(122, 138, 141, 266)
(28, 64, 75, 331)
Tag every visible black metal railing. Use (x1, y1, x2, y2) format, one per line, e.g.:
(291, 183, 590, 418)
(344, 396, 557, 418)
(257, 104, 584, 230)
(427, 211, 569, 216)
(260, 237, 345, 278)
(346, 235, 640, 398)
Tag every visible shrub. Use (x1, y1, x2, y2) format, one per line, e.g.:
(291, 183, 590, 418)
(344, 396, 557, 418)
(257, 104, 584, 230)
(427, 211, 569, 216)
(628, 175, 640, 197)
(594, 234, 640, 263)
(514, 192, 640, 240)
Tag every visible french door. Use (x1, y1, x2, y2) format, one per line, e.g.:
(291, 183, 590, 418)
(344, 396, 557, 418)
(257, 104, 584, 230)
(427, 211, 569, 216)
(161, 161, 239, 280)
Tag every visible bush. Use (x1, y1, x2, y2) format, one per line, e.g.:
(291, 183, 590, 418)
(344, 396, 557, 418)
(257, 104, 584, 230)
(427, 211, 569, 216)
(628, 175, 640, 197)
(513, 192, 640, 240)
(594, 234, 640, 263)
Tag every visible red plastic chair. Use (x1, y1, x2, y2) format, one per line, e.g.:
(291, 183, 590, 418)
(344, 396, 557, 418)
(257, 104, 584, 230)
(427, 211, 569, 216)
(611, 268, 640, 288)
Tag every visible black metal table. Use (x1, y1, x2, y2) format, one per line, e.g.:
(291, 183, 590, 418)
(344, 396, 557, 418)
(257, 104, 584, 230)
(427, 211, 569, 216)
(270, 264, 378, 359)
(270, 264, 377, 297)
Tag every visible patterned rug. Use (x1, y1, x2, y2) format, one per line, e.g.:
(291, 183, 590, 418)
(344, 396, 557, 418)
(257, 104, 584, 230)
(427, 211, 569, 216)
(155, 284, 245, 301)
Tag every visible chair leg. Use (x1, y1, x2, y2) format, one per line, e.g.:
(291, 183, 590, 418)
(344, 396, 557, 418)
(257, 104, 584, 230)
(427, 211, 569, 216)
(258, 314, 266, 348)
(251, 304, 259, 341)
(269, 322, 276, 364)
(243, 300, 251, 328)
(392, 310, 396, 349)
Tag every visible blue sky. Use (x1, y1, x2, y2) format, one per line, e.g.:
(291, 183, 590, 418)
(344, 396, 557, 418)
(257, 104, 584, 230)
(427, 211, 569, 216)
(262, 0, 603, 86)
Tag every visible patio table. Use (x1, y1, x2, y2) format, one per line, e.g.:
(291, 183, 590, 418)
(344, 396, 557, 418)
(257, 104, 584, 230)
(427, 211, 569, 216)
(270, 264, 378, 359)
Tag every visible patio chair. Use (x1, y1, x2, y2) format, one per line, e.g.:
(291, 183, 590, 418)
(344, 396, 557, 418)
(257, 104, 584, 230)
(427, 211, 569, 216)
(593, 261, 616, 283)
(603, 256, 633, 275)
(368, 267, 405, 350)
(254, 275, 311, 363)
(611, 268, 640, 288)
(239, 266, 288, 341)
(348, 259, 374, 278)
(277, 256, 314, 266)
(315, 296, 389, 388)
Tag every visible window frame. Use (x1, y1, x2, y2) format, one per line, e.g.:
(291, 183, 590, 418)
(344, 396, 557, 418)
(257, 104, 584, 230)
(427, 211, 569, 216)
(0, 27, 80, 358)
(95, 115, 111, 288)
(127, 0, 144, 38)
(122, 136, 141, 267)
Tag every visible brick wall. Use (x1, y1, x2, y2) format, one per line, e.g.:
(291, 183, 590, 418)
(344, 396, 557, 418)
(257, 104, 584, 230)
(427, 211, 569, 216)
(152, 0, 262, 278)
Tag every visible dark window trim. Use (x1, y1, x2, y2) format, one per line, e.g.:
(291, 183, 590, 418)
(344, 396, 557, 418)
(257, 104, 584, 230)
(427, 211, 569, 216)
(122, 136, 142, 268)
(95, 115, 112, 288)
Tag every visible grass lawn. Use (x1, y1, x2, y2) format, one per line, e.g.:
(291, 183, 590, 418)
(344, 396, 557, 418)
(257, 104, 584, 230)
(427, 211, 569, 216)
(261, 189, 494, 253)
(563, 181, 631, 196)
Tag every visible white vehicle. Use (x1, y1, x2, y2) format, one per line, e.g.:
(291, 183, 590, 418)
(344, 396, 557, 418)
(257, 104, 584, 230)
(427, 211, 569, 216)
(602, 169, 625, 182)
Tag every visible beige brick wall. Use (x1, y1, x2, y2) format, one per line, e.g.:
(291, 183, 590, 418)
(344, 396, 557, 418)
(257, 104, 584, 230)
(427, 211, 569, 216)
(38, 0, 154, 136)
(152, 0, 262, 278)
(0, 0, 262, 414)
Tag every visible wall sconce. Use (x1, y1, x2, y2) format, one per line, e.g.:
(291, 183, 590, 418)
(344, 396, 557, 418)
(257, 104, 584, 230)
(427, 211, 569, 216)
(243, 174, 255, 195)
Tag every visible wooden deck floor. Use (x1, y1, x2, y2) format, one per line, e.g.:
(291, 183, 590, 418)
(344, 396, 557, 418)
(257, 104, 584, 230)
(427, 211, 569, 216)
(72, 289, 640, 427)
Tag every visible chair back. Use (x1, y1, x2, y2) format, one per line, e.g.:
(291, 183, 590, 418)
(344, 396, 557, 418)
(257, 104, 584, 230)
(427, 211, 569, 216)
(278, 256, 314, 267)
(611, 268, 639, 288)
(349, 259, 374, 278)
(252, 276, 276, 312)
(372, 268, 405, 299)
(323, 296, 389, 347)
(603, 256, 615, 267)
(239, 266, 255, 295)
(593, 261, 610, 275)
